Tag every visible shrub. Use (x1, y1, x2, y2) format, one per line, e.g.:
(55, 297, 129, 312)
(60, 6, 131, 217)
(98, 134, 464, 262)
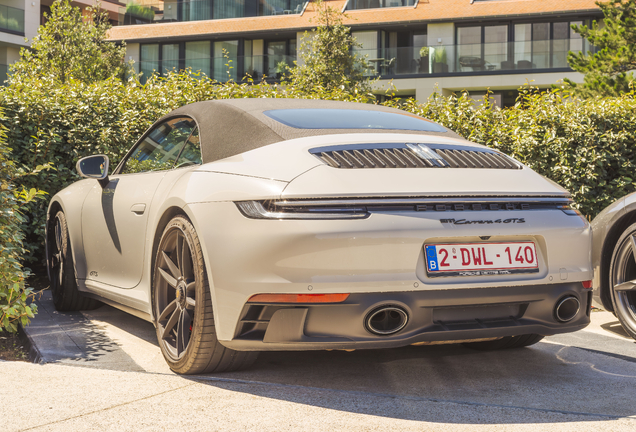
(0, 108, 45, 332)
(1, 71, 374, 262)
(6, 70, 636, 264)
(387, 86, 636, 218)
(126, 3, 155, 21)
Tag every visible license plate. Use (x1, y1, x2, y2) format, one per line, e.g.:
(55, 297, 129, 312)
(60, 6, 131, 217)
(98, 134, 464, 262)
(425, 242, 539, 277)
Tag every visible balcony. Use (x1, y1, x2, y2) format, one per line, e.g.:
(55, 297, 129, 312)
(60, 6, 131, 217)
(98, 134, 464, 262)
(119, 0, 307, 25)
(137, 54, 296, 82)
(346, 0, 416, 10)
(0, 4, 24, 35)
(356, 39, 591, 77)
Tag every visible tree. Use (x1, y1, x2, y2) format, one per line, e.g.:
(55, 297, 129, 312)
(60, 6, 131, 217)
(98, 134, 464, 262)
(10, 0, 129, 84)
(287, 0, 374, 95)
(566, 0, 636, 97)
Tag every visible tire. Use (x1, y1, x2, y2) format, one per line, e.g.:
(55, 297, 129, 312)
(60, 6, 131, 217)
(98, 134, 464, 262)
(608, 222, 636, 340)
(48, 211, 101, 311)
(152, 215, 258, 374)
(463, 334, 544, 351)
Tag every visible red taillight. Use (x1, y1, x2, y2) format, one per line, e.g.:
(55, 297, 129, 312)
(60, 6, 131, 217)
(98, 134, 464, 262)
(582, 280, 593, 289)
(247, 293, 350, 303)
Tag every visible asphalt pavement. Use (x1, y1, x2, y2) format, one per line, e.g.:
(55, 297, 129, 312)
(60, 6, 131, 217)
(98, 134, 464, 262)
(2, 290, 636, 431)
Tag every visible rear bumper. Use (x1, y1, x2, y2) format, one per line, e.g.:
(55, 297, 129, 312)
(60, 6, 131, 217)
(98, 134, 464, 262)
(187, 201, 591, 341)
(222, 282, 592, 351)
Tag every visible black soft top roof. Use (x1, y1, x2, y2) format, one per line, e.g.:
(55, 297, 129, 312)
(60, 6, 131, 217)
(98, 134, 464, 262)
(159, 98, 460, 164)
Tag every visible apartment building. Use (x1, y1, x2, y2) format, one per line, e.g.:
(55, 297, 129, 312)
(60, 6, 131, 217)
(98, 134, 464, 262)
(3, 0, 603, 104)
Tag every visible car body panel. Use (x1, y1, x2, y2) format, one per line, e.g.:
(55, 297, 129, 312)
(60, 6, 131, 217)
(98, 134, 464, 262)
(590, 192, 636, 311)
(81, 171, 167, 289)
(188, 201, 591, 341)
(282, 164, 567, 199)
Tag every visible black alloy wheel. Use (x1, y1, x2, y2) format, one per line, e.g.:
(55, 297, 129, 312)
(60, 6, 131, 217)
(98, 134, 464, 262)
(609, 222, 636, 340)
(154, 218, 198, 361)
(48, 211, 100, 311)
(153, 215, 258, 374)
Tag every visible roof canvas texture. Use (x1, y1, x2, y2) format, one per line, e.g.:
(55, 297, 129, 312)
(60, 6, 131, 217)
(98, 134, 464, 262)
(159, 98, 458, 164)
(108, 0, 601, 42)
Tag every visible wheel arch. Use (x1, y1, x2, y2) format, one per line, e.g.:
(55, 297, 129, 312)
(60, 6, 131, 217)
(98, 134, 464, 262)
(150, 206, 188, 281)
(599, 210, 636, 312)
(45, 198, 68, 281)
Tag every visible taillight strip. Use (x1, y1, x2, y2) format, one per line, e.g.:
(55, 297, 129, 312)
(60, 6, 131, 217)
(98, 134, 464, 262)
(247, 293, 350, 303)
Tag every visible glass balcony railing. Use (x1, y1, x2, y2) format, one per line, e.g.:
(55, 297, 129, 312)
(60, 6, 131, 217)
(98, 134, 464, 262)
(119, 0, 307, 25)
(0, 4, 24, 34)
(136, 54, 296, 83)
(347, 0, 416, 10)
(134, 39, 589, 84)
(355, 39, 591, 76)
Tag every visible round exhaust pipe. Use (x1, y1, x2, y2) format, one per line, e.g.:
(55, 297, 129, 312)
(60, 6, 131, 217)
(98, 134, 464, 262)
(365, 305, 409, 336)
(555, 296, 580, 323)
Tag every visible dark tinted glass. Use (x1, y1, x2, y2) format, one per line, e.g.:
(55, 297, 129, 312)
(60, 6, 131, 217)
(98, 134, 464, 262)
(122, 117, 196, 174)
(175, 127, 202, 167)
(264, 109, 447, 132)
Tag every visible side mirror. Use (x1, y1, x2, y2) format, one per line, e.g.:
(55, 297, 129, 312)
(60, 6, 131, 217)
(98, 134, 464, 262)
(76, 155, 109, 187)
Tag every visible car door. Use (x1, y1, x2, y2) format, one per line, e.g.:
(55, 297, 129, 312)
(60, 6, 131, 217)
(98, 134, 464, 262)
(81, 116, 197, 289)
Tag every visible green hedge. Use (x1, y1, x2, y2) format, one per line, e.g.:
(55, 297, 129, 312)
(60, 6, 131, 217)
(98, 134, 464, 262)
(0, 108, 41, 331)
(389, 86, 636, 218)
(0, 72, 374, 262)
(4, 74, 636, 263)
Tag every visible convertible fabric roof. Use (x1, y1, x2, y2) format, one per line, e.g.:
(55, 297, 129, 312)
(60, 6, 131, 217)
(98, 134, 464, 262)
(158, 98, 462, 164)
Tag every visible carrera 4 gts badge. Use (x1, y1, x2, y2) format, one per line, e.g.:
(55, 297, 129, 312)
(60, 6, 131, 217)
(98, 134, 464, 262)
(440, 218, 526, 225)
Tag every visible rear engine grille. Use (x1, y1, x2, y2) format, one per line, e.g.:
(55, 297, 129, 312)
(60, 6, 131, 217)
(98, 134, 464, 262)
(310, 144, 522, 170)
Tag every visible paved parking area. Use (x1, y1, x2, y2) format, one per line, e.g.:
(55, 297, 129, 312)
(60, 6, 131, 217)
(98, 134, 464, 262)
(3, 290, 636, 431)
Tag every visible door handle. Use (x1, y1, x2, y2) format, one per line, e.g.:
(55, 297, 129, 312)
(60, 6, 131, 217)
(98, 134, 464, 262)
(131, 203, 146, 215)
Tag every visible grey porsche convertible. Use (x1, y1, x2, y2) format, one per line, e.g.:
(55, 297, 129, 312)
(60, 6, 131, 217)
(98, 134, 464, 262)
(47, 98, 593, 374)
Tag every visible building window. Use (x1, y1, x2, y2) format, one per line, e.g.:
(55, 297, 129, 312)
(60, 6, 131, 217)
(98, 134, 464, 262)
(513, 21, 587, 70)
(139, 37, 297, 83)
(455, 20, 591, 73)
(140, 44, 160, 83)
(457, 25, 508, 72)
(162, 44, 180, 74)
(185, 41, 211, 77)
(266, 39, 296, 78)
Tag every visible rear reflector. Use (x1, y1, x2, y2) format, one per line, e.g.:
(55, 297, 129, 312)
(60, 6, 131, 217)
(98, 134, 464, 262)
(582, 280, 592, 289)
(247, 293, 350, 303)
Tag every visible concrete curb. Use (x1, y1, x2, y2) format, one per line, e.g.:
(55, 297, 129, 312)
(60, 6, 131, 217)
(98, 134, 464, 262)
(18, 322, 42, 364)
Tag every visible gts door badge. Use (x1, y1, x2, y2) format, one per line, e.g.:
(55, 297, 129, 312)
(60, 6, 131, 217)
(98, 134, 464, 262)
(440, 218, 526, 225)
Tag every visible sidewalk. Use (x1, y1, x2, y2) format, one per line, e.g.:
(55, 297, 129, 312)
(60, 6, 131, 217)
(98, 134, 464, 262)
(3, 289, 636, 431)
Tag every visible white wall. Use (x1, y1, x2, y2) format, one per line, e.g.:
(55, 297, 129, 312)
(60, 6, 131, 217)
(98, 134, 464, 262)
(24, 0, 41, 41)
(126, 42, 140, 63)
(427, 23, 454, 47)
(373, 71, 586, 102)
(6, 44, 19, 62)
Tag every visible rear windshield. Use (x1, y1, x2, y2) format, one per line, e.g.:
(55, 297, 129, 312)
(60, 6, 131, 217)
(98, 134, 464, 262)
(264, 109, 447, 132)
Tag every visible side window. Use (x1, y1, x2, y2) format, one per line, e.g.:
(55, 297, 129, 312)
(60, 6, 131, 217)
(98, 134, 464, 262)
(175, 127, 202, 167)
(122, 117, 196, 174)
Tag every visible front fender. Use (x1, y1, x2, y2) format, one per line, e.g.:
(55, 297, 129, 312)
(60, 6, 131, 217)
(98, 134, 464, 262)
(46, 179, 100, 282)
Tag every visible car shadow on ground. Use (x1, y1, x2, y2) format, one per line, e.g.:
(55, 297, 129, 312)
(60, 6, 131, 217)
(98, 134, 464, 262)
(183, 334, 636, 424)
(29, 292, 636, 425)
